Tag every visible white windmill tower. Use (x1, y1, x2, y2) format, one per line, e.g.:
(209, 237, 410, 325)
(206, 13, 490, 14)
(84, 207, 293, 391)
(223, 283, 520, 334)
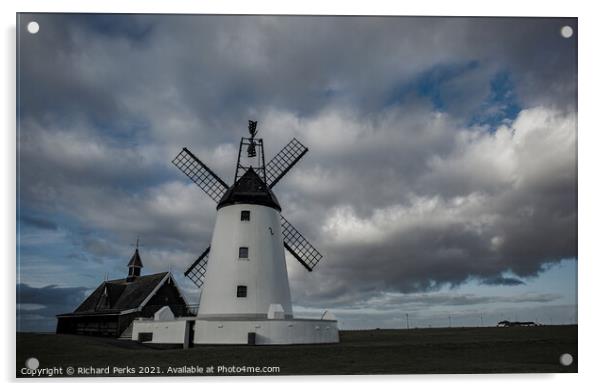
(166, 121, 338, 345)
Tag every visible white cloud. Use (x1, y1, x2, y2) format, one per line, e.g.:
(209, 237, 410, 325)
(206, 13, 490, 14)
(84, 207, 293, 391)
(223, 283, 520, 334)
(287, 105, 576, 305)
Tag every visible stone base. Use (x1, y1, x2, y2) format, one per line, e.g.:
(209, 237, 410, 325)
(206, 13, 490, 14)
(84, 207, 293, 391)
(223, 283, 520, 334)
(132, 317, 339, 345)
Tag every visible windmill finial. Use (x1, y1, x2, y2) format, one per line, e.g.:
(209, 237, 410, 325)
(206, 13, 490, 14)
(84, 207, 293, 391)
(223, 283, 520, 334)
(248, 120, 258, 138)
(246, 120, 259, 158)
(136, 236, 140, 250)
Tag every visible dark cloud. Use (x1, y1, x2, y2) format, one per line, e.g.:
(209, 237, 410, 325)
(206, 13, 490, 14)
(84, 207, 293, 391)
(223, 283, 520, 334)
(20, 214, 58, 231)
(480, 277, 525, 286)
(16, 14, 577, 322)
(17, 283, 88, 307)
(17, 15, 576, 130)
(17, 283, 89, 332)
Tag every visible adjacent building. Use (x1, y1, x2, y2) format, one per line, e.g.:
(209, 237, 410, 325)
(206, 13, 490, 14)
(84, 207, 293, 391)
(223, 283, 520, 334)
(56, 247, 190, 338)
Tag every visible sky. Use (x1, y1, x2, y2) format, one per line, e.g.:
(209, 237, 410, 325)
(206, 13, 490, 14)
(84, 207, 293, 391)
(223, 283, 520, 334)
(16, 14, 577, 332)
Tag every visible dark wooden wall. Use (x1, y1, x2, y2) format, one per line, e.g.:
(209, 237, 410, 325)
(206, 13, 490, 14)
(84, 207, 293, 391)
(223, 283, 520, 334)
(141, 278, 191, 317)
(56, 277, 193, 338)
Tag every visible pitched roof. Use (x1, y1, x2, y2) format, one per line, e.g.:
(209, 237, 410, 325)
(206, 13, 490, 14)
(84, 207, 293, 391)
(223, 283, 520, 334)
(217, 167, 281, 211)
(127, 248, 143, 268)
(65, 272, 169, 315)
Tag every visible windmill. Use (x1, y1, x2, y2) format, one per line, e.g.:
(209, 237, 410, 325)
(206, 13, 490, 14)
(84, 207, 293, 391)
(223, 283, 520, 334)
(172, 121, 324, 321)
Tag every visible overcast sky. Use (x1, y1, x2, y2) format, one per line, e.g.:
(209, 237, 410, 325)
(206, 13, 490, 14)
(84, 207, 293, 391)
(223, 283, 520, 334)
(16, 14, 577, 331)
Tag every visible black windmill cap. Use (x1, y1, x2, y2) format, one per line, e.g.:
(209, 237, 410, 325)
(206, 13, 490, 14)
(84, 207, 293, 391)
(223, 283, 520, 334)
(217, 167, 281, 211)
(127, 248, 143, 268)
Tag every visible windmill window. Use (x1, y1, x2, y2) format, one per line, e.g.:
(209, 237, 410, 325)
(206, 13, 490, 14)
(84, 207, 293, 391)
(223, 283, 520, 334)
(236, 285, 247, 298)
(239, 246, 249, 259)
(241, 210, 250, 221)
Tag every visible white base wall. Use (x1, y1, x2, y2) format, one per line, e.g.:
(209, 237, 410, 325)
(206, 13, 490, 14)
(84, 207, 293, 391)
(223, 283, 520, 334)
(131, 317, 339, 345)
(194, 318, 338, 345)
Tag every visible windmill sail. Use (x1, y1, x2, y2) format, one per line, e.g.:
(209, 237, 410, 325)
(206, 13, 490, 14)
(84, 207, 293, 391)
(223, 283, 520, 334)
(172, 148, 229, 203)
(265, 138, 308, 189)
(184, 247, 211, 288)
(280, 215, 323, 271)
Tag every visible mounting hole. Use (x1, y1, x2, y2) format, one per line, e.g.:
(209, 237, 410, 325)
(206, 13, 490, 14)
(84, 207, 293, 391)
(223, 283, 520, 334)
(27, 21, 40, 34)
(25, 357, 39, 370)
(560, 25, 573, 39)
(559, 353, 573, 366)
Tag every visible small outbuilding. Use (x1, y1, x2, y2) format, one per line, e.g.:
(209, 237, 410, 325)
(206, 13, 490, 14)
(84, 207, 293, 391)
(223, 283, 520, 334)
(56, 247, 191, 338)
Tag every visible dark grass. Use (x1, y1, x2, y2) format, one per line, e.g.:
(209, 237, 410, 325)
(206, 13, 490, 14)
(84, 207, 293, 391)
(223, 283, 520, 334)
(16, 325, 577, 377)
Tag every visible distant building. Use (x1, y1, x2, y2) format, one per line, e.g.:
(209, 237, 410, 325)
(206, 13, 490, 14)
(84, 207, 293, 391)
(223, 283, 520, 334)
(56, 247, 190, 338)
(497, 320, 539, 327)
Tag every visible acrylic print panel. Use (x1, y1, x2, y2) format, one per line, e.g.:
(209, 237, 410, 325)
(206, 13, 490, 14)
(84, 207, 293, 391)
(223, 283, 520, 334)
(16, 13, 577, 377)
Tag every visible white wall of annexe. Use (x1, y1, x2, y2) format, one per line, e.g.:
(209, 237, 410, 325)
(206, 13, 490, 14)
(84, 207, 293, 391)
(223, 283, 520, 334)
(198, 203, 293, 318)
(194, 319, 339, 345)
(132, 318, 339, 345)
(133, 319, 189, 344)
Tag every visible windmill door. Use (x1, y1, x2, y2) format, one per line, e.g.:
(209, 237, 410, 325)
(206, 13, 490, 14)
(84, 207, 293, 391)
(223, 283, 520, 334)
(185, 320, 195, 348)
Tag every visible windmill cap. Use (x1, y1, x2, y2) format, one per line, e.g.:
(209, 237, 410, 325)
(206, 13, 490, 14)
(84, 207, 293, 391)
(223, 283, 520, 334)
(217, 167, 281, 211)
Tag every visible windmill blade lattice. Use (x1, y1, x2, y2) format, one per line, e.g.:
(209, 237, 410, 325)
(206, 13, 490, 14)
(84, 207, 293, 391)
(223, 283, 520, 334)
(184, 247, 211, 288)
(172, 148, 229, 203)
(265, 138, 308, 189)
(280, 215, 322, 271)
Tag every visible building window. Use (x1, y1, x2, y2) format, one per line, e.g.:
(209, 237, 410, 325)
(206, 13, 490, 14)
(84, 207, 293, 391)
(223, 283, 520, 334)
(236, 285, 247, 298)
(239, 246, 249, 259)
(241, 210, 250, 221)
(138, 332, 153, 342)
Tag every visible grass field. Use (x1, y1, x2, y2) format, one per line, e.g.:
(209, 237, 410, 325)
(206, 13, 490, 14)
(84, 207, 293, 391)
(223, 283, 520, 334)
(16, 325, 577, 377)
